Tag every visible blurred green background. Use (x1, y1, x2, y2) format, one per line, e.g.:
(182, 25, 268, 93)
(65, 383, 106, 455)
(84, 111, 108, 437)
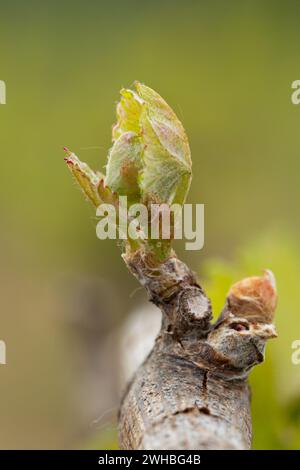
(0, 0, 300, 449)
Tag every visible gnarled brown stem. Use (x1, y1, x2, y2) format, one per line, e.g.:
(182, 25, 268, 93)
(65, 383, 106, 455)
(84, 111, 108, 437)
(118, 249, 277, 450)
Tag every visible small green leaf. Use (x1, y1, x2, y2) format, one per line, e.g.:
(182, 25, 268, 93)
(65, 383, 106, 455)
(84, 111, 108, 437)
(64, 148, 118, 207)
(112, 82, 192, 206)
(112, 88, 143, 141)
(105, 131, 143, 202)
(135, 82, 191, 168)
(64, 148, 103, 207)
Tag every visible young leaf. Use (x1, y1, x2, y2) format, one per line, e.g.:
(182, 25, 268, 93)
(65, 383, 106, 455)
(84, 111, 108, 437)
(105, 131, 142, 202)
(136, 82, 192, 206)
(64, 148, 103, 207)
(112, 82, 192, 206)
(112, 88, 143, 142)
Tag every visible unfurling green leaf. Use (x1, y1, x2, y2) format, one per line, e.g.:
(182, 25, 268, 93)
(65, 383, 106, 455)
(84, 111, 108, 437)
(105, 132, 142, 202)
(112, 88, 143, 141)
(111, 82, 192, 206)
(64, 148, 103, 207)
(64, 148, 118, 207)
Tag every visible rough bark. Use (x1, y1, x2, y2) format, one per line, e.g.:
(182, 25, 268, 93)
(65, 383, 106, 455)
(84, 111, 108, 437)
(118, 249, 277, 450)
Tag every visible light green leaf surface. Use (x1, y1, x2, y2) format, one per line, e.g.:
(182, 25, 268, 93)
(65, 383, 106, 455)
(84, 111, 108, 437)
(105, 131, 142, 201)
(112, 88, 143, 141)
(64, 149, 103, 207)
(112, 82, 192, 206)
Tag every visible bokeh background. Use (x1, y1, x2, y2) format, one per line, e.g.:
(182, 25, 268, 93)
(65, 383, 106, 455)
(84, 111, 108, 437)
(0, 0, 300, 449)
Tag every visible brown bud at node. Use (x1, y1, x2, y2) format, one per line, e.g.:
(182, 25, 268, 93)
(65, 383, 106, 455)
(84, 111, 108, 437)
(227, 270, 277, 323)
